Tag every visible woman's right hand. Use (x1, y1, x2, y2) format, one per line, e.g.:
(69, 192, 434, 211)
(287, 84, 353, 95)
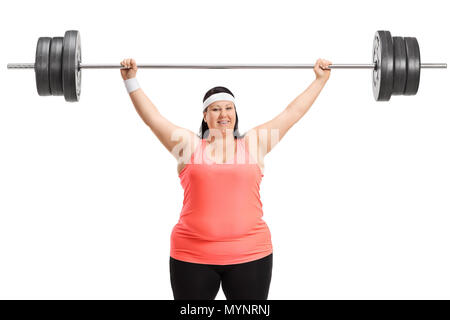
(120, 58, 138, 80)
(313, 58, 332, 83)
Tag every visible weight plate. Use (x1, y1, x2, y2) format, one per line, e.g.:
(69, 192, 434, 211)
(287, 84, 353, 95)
(62, 30, 82, 102)
(49, 37, 64, 96)
(372, 30, 394, 101)
(35, 37, 52, 96)
(392, 36, 407, 95)
(404, 37, 421, 95)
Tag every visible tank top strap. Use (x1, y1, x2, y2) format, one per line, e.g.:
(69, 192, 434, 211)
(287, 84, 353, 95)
(192, 138, 214, 165)
(236, 137, 247, 164)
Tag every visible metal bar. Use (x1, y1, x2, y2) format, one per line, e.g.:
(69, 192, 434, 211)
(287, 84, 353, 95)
(79, 63, 377, 69)
(7, 62, 448, 69)
(421, 63, 448, 68)
(7, 63, 35, 69)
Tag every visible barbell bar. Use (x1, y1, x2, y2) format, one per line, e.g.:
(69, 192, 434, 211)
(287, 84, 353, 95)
(9, 63, 447, 69)
(6, 30, 447, 102)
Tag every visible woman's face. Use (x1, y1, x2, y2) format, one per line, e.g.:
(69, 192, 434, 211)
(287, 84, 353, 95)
(203, 100, 236, 136)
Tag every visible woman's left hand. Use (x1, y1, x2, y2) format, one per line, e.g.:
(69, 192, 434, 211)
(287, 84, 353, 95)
(314, 58, 332, 83)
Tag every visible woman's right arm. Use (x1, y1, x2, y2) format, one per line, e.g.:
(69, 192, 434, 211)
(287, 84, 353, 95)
(121, 58, 197, 159)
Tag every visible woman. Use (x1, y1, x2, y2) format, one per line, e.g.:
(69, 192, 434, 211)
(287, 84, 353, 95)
(120, 58, 331, 300)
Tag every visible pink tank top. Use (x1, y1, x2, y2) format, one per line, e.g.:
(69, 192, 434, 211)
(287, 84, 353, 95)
(170, 138, 273, 265)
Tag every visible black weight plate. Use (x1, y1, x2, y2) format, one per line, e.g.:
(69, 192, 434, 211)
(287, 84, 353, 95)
(404, 37, 421, 95)
(35, 37, 52, 96)
(62, 30, 82, 102)
(372, 30, 394, 101)
(49, 37, 64, 96)
(392, 37, 407, 95)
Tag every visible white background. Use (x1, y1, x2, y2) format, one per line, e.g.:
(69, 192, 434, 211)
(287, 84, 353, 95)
(1, 0, 449, 300)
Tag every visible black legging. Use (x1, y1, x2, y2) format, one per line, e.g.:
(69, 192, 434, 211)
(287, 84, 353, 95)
(170, 253, 273, 300)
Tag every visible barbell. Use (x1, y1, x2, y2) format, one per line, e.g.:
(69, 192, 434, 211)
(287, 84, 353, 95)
(7, 30, 447, 102)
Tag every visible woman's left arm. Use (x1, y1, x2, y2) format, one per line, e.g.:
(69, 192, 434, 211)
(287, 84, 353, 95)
(246, 58, 332, 157)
